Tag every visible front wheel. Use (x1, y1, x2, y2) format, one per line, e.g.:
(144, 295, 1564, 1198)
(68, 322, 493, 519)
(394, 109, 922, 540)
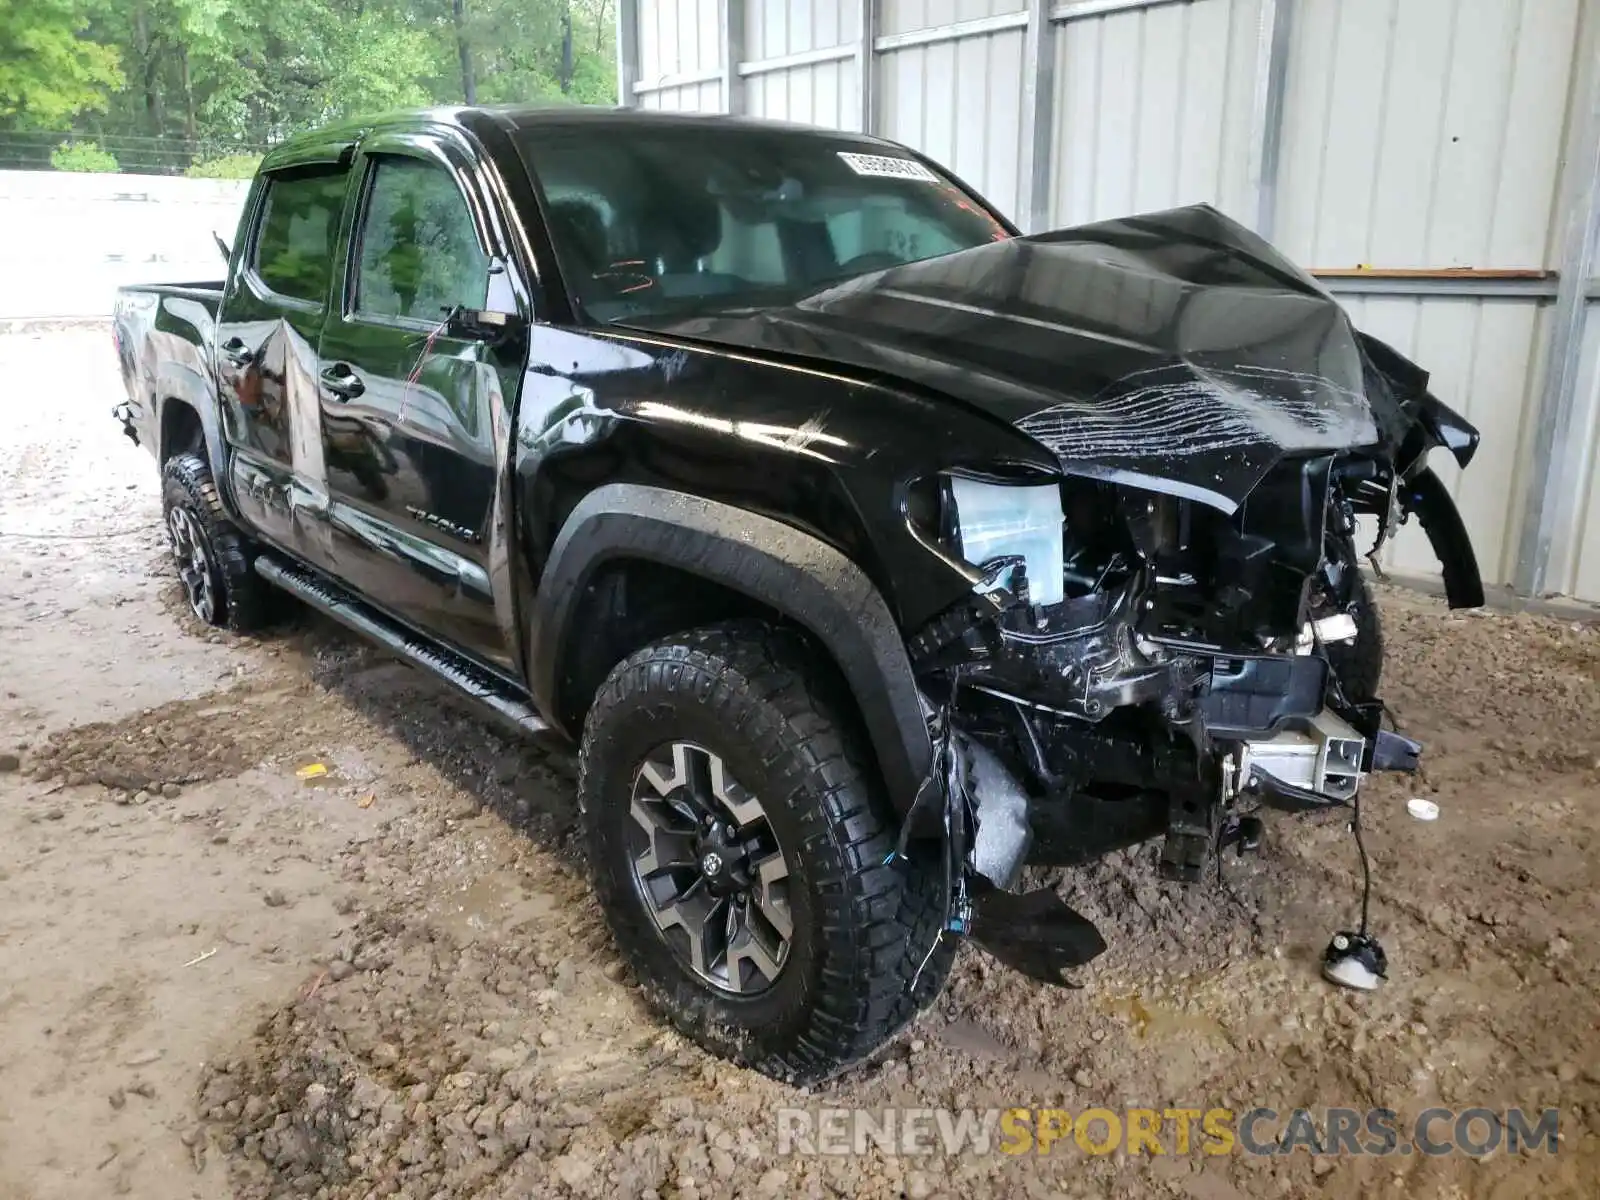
(1325, 566, 1384, 704)
(579, 622, 953, 1083)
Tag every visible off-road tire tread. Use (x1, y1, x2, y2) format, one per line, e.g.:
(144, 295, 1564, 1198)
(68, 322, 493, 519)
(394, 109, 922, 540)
(1328, 571, 1384, 703)
(161, 452, 271, 632)
(580, 620, 953, 1084)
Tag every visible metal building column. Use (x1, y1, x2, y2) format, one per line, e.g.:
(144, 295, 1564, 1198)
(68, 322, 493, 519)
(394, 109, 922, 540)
(1515, 3, 1600, 597)
(1019, 0, 1058, 233)
(720, 0, 747, 114)
(1247, 0, 1294, 242)
(858, 0, 880, 133)
(616, 0, 641, 107)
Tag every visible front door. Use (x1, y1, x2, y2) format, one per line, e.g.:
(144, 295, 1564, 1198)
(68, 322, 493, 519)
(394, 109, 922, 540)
(315, 137, 518, 672)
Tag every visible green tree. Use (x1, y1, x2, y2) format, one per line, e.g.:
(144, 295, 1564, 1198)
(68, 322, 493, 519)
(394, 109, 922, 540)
(190, 0, 440, 141)
(2, 0, 618, 174)
(444, 0, 614, 106)
(0, 0, 122, 127)
(184, 151, 261, 178)
(50, 139, 119, 171)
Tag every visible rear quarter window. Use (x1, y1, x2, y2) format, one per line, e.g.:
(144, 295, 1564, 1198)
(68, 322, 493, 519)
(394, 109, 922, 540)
(253, 168, 350, 304)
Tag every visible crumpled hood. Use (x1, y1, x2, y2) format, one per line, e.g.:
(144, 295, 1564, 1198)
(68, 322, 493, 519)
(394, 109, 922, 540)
(621, 204, 1407, 513)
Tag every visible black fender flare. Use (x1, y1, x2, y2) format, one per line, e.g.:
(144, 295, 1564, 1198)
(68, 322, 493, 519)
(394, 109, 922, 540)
(158, 392, 228, 477)
(1406, 467, 1485, 609)
(154, 377, 236, 521)
(528, 483, 933, 814)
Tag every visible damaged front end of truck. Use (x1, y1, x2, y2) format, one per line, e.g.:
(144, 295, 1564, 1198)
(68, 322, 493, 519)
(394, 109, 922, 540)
(839, 213, 1490, 986)
(899, 401, 1481, 982)
(621, 201, 1487, 989)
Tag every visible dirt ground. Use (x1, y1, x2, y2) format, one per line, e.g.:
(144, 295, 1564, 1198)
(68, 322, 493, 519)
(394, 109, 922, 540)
(2, 325, 1599, 1200)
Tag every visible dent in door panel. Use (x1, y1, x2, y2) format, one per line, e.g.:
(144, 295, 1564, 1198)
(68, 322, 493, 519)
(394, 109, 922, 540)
(223, 317, 332, 560)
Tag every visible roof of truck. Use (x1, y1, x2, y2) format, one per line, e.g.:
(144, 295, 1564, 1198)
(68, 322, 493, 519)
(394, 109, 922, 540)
(486, 104, 895, 141)
(260, 104, 899, 173)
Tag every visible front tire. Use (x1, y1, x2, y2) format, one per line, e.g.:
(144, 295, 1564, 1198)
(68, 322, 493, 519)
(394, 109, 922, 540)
(1326, 570, 1384, 704)
(161, 453, 273, 632)
(580, 622, 953, 1083)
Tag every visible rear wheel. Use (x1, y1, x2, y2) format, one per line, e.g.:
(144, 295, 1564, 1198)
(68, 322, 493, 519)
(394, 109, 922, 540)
(161, 453, 273, 632)
(579, 622, 953, 1083)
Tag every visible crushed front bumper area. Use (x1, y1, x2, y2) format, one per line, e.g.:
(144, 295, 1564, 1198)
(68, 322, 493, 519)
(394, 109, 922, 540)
(902, 529, 1430, 982)
(918, 640, 1427, 955)
(940, 692, 1424, 984)
(1227, 710, 1421, 811)
(1159, 706, 1422, 884)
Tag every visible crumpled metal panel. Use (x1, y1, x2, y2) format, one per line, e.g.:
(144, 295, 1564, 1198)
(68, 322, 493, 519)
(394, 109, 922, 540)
(629, 203, 1393, 513)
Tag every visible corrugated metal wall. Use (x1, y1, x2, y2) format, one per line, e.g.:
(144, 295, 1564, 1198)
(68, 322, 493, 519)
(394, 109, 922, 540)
(1267, 0, 1580, 592)
(1049, 0, 1261, 227)
(745, 1, 863, 129)
(636, 0, 723, 110)
(877, 3, 1028, 219)
(1562, 310, 1600, 599)
(1539, 6, 1600, 606)
(625, 0, 1600, 605)
(1275, 0, 1580, 589)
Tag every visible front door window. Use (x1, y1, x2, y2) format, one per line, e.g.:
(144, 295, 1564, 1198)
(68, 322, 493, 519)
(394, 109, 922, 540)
(355, 157, 490, 324)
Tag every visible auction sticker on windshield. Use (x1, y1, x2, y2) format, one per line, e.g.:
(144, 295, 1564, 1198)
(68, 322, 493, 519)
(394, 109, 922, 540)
(837, 151, 939, 182)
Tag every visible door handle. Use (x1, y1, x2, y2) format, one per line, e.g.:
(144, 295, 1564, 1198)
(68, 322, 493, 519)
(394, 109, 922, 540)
(219, 336, 255, 368)
(319, 363, 366, 401)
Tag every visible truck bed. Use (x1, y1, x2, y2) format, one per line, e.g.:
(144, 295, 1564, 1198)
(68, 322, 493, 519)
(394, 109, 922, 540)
(117, 280, 225, 302)
(112, 282, 226, 457)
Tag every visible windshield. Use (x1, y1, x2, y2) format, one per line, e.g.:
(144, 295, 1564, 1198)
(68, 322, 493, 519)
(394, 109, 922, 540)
(517, 125, 1011, 324)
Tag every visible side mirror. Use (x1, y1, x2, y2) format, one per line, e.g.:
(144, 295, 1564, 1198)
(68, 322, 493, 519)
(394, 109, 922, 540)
(444, 306, 525, 344)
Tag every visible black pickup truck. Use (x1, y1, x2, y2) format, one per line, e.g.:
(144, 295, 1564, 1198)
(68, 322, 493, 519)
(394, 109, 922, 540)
(114, 105, 1484, 1082)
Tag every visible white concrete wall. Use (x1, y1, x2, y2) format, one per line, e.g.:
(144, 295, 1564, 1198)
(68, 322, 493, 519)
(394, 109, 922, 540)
(0, 171, 249, 320)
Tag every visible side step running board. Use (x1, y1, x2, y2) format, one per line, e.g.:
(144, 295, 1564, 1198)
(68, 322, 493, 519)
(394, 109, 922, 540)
(254, 554, 552, 740)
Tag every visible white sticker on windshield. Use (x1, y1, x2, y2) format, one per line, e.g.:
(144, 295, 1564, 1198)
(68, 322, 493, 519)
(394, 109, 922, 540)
(837, 151, 939, 182)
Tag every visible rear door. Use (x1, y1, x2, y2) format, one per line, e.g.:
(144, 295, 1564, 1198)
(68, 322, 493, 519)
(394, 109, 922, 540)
(216, 159, 352, 566)
(315, 131, 523, 673)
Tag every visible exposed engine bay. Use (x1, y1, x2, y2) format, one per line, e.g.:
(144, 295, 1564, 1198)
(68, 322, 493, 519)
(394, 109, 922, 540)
(896, 342, 1483, 988)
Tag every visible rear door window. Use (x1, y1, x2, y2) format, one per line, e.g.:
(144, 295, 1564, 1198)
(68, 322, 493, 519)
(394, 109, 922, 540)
(253, 168, 350, 304)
